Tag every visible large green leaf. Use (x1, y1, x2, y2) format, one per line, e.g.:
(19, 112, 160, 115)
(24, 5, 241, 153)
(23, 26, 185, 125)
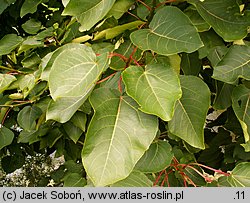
(82, 88, 158, 186)
(189, 0, 250, 41)
(47, 43, 108, 123)
(0, 126, 14, 150)
(219, 162, 250, 187)
(111, 170, 153, 187)
(135, 141, 173, 173)
(130, 6, 203, 56)
(212, 45, 250, 84)
(0, 74, 16, 93)
(232, 85, 250, 144)
(168, 76, 210, 149)
(122, 63, 182, 121)
(62, 0, 116, 31)
(0, 34, 23, 56)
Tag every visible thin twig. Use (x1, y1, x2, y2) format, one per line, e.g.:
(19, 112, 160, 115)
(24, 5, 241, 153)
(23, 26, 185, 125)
(153, 170, 165, 186)
(127, 11, 141, 21)
(96, 72, 117, 84)
(136, 0, 152, 11)
(1, 107, 12, 125)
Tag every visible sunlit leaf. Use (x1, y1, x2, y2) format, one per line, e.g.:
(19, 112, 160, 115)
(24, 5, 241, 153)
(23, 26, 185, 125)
(82, 88, 158, 186)
(62, 0, 116, 31)
(0, 74, 16, 93)
(123, 63, 182, 121)
(130, 6, 203, 56)
(168, 76, 210, 149)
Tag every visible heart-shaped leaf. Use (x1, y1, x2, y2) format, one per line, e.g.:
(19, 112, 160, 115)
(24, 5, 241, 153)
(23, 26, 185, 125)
(47, 43, 109, 123)
(189, 0, 250, 41)
(122, 63, 182, 121)
(168, 76, 210, 149)
(82, 88, 158, 186)
(130, 6, 203, 56)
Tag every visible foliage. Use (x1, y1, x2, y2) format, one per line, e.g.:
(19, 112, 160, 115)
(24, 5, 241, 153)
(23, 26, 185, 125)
(0, 0, 250, 187)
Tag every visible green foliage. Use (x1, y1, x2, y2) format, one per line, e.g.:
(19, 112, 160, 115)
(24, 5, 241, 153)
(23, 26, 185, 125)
(0, 0, 250, 187)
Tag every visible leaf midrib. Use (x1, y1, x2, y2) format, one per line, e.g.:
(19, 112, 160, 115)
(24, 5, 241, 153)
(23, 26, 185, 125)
(177, 100, 197, 137)
(198, 3, 247, 26)
(99, 96, 122, 184)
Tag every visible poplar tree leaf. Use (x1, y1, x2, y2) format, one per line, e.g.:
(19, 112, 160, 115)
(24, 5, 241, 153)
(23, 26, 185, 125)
(168, 76, 210, 149)
(62, 0, 116, 31)
(0, 74, 16, 93)
(130, 7, 203, 56)
(47, 43, 108, 123)
(111, 171, 153, 187)
(0, 34, 23, 56)
(189, 0, 250, 42)
(232, 85, 250, 144)
(122, 63, 182, 121)
(17, 106, 42, 131)
(212, 45, 250, 84)
(219, 162, 250, 187)
(135, 141, 173, 173)
(0, 126, 14, 150)
(82, 88, 158, 186)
